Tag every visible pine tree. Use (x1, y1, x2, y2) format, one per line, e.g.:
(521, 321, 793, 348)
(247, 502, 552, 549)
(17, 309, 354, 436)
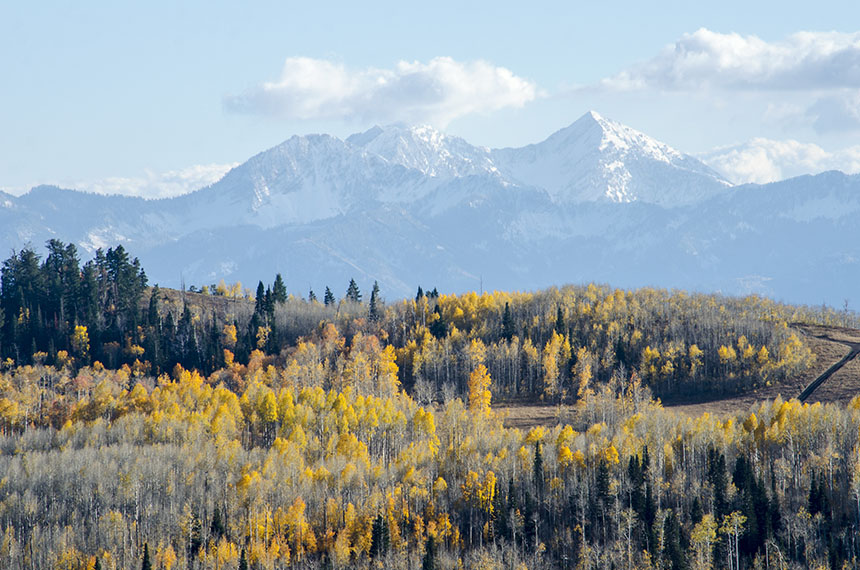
(502, 302, 514, 340)
(369, 281, 381, 321)
(308, 288, 317, 303)
(370, 514, 390, 558)
(429, 305, 447, 339)
(238, 548, 248, 570)
(272, 273, 287, 304)
(211, 506, 225, 538)
(324, 286, 335, 306)
(422, 535, 436, 570)
(533, 441, 544, 498)
(141, 543, 152, 570)
(416, 286, 424, 301)
(555, 306, 565, 335)
(147, 285, 160, 327)
(254, 281, 266, 315)
(345, 278, 361, 303)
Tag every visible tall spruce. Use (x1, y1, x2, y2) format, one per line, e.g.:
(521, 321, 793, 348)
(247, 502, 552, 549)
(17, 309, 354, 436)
(141, 543, 152, 570)
(369, 281, 381, 321)
(502, 302, 514, 340)
(272, 273, 287, 304)
(345, 278, 361, 303)
(324, 286, 335, 306)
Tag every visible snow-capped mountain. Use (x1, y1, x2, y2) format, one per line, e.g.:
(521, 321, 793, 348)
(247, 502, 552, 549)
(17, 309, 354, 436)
(1, 111, 857, 307)
(492, 111, 730, 205)
(346, 124, 499, 180)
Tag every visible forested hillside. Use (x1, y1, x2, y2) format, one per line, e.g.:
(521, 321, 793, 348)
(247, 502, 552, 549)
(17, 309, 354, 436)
(1, 242, 859, 569)
(2, 241, 848, 403)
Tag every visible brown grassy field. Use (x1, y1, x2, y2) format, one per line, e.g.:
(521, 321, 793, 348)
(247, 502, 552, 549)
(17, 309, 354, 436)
(498, 324, 860, 428)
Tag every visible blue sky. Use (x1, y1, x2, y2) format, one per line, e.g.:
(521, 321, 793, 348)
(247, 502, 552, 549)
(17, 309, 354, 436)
(3, 1, 860, 195)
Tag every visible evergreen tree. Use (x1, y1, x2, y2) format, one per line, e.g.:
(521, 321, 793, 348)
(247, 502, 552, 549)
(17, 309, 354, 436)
(308, 288, 317, 303)
(707, 448, 729, 519)
(416, 286, 424, 301)
(429, 305, 447, 339)
(272, 273, 287, 304)
(141, 543, 152, 570)
(211, 506, 225, 538)
(369, 281, 381, 321)
(238, 548, 248, 570)
(254, 281, 266, 316)
(94, 557, 102, 570)
(370, 514, 390, 558)
(147, 285, 160, 327)
(422, 535, 436, 570)
(345, 278, 361, 303)
(533, 441, 544, 498)
(691, 496, 703, 524)
(502, 302, 514, 340)
(555, 305, 565, 335)
(324, 286, 335, 306)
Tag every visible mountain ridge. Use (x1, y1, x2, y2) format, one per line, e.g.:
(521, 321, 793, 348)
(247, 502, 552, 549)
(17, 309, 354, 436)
(1, 112, 857, 306)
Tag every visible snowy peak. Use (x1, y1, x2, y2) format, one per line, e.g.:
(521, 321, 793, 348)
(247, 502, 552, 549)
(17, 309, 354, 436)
(492, 110, 731, 206)
(347, 123, 497, 179)
(183, 132, 430, 228)
(169, 110, 732, 233)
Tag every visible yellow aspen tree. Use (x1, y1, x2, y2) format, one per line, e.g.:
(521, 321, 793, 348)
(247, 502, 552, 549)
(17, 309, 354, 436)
(468, 364, 492, 415)
(466, 338, 487, 370)
(688, 344, 704, 378)
(575, 346, 593, 399)
(256, 326, 271, 350)
(690, 514, 719, 570)
(71, 325, 90, 361)
(542, 332, 563, 401)
(720, 511, 746, 570)
(222, 324, 238, 350)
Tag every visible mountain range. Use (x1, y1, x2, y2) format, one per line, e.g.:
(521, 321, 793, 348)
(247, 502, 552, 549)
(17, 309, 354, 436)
(1, 111, 858, 307)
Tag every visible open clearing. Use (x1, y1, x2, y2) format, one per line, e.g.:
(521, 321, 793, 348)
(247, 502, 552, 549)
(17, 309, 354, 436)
(497, 324, 860, 428)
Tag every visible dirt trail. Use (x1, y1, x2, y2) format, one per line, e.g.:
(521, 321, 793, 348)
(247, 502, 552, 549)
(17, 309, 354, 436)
(497, 324, 860, 426)
(794, 325, 860, 402)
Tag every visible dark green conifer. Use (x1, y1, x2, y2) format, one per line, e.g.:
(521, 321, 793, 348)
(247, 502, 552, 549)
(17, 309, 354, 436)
(141, 543, 152, 570)
(254, 281, 266, 316)
(345, 278, 361, 303)
(422, 535, 436, 570)
(502, 302, 514, 341)
(369, 281, 381, 321)
(272, 273, 287, 304)
(324, 286, 335, 306)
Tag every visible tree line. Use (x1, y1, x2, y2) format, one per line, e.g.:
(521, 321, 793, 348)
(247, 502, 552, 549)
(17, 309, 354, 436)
(2, 242, 847, 405)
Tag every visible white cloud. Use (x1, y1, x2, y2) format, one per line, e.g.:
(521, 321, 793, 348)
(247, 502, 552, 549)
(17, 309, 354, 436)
(224, 56, 538, 126)
(700, 138, 860, 184)
(603, 28, 860, 91)
(63, 163, 237, 199)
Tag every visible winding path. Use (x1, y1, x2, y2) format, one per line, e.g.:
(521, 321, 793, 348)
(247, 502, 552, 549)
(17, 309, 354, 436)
(797, 334, 860, 403)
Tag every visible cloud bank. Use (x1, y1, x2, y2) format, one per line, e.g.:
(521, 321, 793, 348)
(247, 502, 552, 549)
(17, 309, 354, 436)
(68, 163, 237, 199)
(224, 56, 537, 126)
(701, 138, 860, 184)
(603, 29, 860, 91)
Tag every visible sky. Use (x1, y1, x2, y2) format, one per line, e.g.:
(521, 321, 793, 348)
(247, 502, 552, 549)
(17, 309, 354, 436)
(3, 1, 860, 196)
